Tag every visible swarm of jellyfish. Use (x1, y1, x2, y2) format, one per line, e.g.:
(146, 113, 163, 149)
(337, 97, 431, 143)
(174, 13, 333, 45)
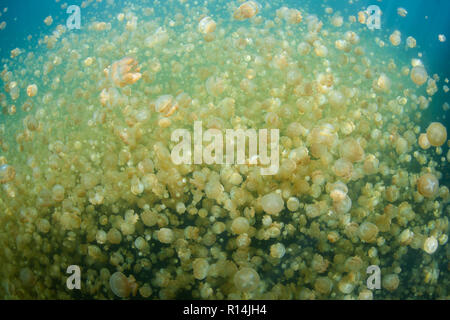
(0, 0, 448, 300)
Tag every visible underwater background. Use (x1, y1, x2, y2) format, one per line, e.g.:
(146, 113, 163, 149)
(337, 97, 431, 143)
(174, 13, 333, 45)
(0, 0, 448, 299)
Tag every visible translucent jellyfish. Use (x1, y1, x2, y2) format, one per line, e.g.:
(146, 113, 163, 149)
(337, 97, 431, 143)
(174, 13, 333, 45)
(270, 243, 286, 259)
(382, 274, 399, 291)
(193, 258, 209, 280)
(389, 31, 401, 46)
(157, 228, 174, 244)
(26, 84, 38, 97)
(417, 173, 439, 198)
(198, 16, 216, 34)
(278, 7, 302, 24)
(373, 73, 391, 92)
(426, 122, 447, 147)
(233, 267, 260, 292)
(105, 57, 142, 88)
(261, 193, 284, 215)
(233, 1, 261, 21)
(144, 27, 169, 48)
(397, 7, 408, 17)
(340, 138, 364, 163)
(410, 66, 428, 86)
(357, 11, 367, 24)
(438, 34, 446, 42)
(406, 36, 416, 48)
(231, 217, 250, 234)
(423, 236, 438, 254)
(44, 16, 53, 26)
(109, 272, 138, 298)
(154, 95, 178, 117)
(206, 76, 226, 96)
(0, 164, 15, 184)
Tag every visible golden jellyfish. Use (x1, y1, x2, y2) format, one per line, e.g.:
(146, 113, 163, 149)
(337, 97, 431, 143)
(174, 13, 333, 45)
(418, 133, 431, 150)
(373, 73, 391, 92)
(206, 76, 226, 96)
(231, 217, 250, 235)
(198, 16, 216, 34)
(423, 236, 438, 254)
(333, 158, 353, 179)
(193, 258, 209, 280)
(52, 184, 65, 202)
(417, 173, 439, 198)
(261, 192, 284, 215)
(278, 8, 302, 24)
(389, 31, 401, 46)
(314, 277, 333, 295)
(0, 164, 15, 184)
(357, 11, 367, 24)
(358, 222, 379, 243)
(270, 243, 286, 259)
(426, 122, 447, 147)
(105, 57, 142, 88)
(438, 34, 446, 42)
(233, 267, 260, 292)
(154, 95, 178, 117)
(382, 274, 399, 292)
(145, 27, 169, 48)
(333, 194, 352, 214)
(340, 138, 364, 163)
(233, 1, 261, 21)
(406, 36, 416, 48)
(109, 272, 138, 298)
(410, 66, 428, 86)
(157, 228, 174, 244)
(397, 7, 408, 17)
(26, 84, 38, 97)
(44, 16, 53, 26)
(331, 14, 343, 27)
(286, 9, 302, 24)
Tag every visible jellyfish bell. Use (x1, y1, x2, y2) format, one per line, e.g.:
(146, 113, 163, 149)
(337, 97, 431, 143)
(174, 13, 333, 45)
(26, 84, 38, 97)
(198, 16, 216, 34)
(426, 122, 447, 147)
(410, 66, 428, 86)
(145, 27, 169, 48)
(418, 133, 431, 150)
(233, 267, 260, 292)
(389, 31, 401, 46)
(406, 36, 417, 48)
(154, 95, 178, 117)
(423, 236, 438, 254)
(397, 7, 408, 17)
(109, 272, 138, 298)
(417, 173, 439, 198)
(105, 57, 142, 88)
(233, 1, 261, 21)
(0, 164, 15, 183)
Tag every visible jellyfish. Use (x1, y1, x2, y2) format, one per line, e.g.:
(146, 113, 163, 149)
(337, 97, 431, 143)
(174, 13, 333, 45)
(109, 272, 138, 298)
(233, 1, 261, 21)
(0, 164, 15, 184)
(104, 57, 142, 88)
(198, 16, 216, 34)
